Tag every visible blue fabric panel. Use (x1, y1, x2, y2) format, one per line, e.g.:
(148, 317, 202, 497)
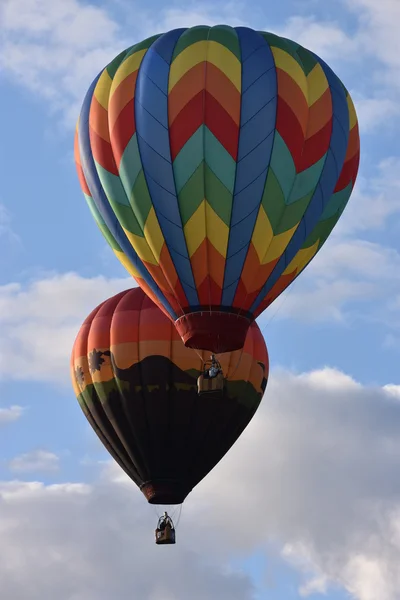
(138, 47, 169, 92)
(222, 29, 277, 305)
(238, 103, 276, 159)
(135, 29, 199, 305)
(235, 134, 274, 193)
(136, 77, 169, 128)
(230, 170, 270, 226)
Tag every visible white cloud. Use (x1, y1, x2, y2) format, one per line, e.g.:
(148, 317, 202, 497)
(0, 405, 25, 424)
(0, 272, 130, 384)
(0, 479, 254, 600)
(351, 96, 400, 132)
(0, 0, 126, 126)
(9, 450, 59, 473)
(279, 0, 400, 86)
(277, 15, 356, 60)
(344, 0, 400, 82)
(0, 204, 20, 247)
(194, 367, 400, 599)
(0, 367, 400, 599)
(149, 2, 249, 31)
(273, 238, 400, 323)
(383, 384, 400, 399)
(282, 543, 329, 596)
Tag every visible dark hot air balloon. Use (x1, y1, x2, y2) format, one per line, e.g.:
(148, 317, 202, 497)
(70, 287, 268, 511)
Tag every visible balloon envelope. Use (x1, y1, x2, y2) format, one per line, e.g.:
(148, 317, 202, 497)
(71, 287, 269, 504)
(75, 25, 360, 353)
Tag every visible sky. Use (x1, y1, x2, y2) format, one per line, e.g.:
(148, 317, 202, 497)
(1, 0, 400, 598)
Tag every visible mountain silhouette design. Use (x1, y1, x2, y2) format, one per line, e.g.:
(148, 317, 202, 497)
(76, 349, 265, 504)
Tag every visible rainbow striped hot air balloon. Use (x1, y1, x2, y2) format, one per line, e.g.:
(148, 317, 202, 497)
(75, 25, 360, 354)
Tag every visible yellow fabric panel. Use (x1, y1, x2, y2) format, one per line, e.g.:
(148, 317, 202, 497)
(93, 68, 113, 109)
(110, 342, 139, 369)
(169, 41, 209, 91)
(283, 239, 320, 275)
(144, 206, 165, 262)
(347, 94, 358, 130)
(183, 200, 230, 258)
(307, 63, 329, 106)
(70, 362, 83, 396)
(169, 41, 241, 91)
(207, 41, 241, 91)
(252, 205, 274, 262)
(170, 341, 203, 373)
(272, 47, 308, 100)
(123, 229, 159, 265)
(205, 201, 229, 257)
(72, 356, 92, 394)
(114, 249, 142, 276)
(184, 200, 206, 257)
(261, 225, 298, 264)
(138, 340, 171, 359)
(110, 49, 147, 95)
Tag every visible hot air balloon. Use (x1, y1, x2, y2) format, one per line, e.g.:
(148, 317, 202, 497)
(75, 25, 360, 354)
(70, 286, 268, 542)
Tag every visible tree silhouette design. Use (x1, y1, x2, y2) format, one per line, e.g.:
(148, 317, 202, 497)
(75, 366, 85, 386)
(88, 349, 107, 374)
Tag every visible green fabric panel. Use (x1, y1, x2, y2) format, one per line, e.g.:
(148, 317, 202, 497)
(119, 134, 142, 197)
(110, 202, 143, 236)
(207, 25, 241, 60)
(289, 154, 326, 203)
(126, 34, 160, 56)
(106, 48, 132, 79)
(95, 161, 143, 236)
(173, 126, 204, 193)
(269, 132, 296, 202)
(204, 163, 233, 226)
(259, 32, 303, 67)
(275, 191, 314, 235)
(76, 393, 87, 412)
(295, 45, 318, 75)
(95, 163, 143, 235)
(280, 38, 317, 77)
(204, 127, 236, 194)
(130, 170, 153, 230)
(224, 380, 261, 410)
(172, 26, 210, 60)
(95, 161, 130, 207)
(84, 193, 121, 252)
(92, 379, 116, 408)
(301, 214, 337, 248)
(315, 216, 339, 246)
(321, 182, 353, 220)
(261, 168, 286, 231)
(79, 386, 95, 416)
(178, 162, 205, 225)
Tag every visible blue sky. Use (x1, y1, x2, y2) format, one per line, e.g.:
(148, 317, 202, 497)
(1, 0, 400, 598)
